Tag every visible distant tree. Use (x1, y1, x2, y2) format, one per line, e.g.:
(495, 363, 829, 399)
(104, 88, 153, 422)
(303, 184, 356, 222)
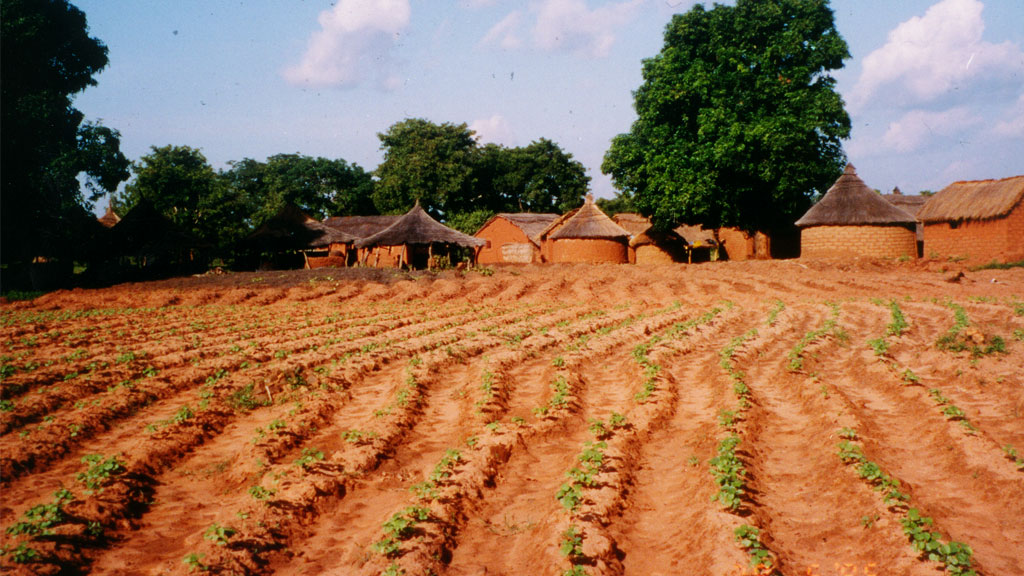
(1, 0, 129, 265)
(445, 209, 495, 235)
(474, 140, 588, 214)
(256, 154, 374, 221)
(374, 119, 477, 217)
(602, 0, 850, 232)
(119, 145, 241, 251)
(595, 191, 636, 217)
(918, 190, 935, 197)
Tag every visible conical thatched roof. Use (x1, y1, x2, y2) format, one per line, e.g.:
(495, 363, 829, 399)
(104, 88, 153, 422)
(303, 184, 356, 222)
(543, 196, 630, 240)
(795, 164, 916, 227)
(916, 175, 1024, 223)
(97, 205, 121, 228)
(244, 204, 355, 251)
(478, 213, 559, 245)
(323, 215, 402, 239)
(354, 203, 485, 249)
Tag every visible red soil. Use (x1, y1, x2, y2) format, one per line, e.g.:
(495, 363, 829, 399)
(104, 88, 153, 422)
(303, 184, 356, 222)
(1, 259, 1022, 575)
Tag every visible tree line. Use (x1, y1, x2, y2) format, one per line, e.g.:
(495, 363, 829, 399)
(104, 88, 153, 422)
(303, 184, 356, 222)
(114, 120, 589, 259)
(3, 0, 853, 282)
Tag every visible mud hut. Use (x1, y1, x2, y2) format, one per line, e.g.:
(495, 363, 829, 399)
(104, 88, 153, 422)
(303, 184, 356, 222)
(538, 196, 630, 263)
(474, 213, 558, 264)
(611, 213, 689, 265)
(242, 204, 356, 269)
(795, 164, 917, 259)
(715, 227, 772, 261)
(354, 202, 485, 269)
(916, 175, 1024, 262)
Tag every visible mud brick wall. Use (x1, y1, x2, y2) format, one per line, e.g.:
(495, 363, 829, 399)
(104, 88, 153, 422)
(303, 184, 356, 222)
(922, 203, 1024, 262)
(549, 238, 628, 263)
(475, 218, 538, 264)
(717, 227, 771, 260)
(800, 225, 917, 259)
(634, 244, 679, 265)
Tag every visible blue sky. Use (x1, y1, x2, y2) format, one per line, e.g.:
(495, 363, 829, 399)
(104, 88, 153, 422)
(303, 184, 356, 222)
(73, 0, 1024, 215)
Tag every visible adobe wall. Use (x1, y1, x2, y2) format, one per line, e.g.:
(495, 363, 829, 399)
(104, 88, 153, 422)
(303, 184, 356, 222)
(359, 245, 405, 268)
(634, 245, 680, 265)
(476, 219, 534, 264)
(801, 225, 917, 259)
(549, 238, 628, 264)
(923, 203, 1023, 262)
(717, 227, 771, 260)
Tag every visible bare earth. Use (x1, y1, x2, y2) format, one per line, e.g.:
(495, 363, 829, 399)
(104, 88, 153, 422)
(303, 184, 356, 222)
(1, 260, 1022, 576)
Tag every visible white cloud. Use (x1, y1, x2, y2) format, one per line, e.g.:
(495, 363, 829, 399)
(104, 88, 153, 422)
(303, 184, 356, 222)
(849, 0, 1024, 111)
(991, 92, 1024, 138)
(283, 0, 411, 89)
(481, 0, 643, 58)
(470, 114, 518, 146)
(881, 107, 982, 152)
(481, 11, 524, 50)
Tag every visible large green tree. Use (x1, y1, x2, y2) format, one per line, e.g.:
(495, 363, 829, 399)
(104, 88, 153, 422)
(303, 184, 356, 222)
(1, 0, 130, 264)
(118, 145, 241, 251)
(602, 0, 850, 232)
(374, 118, 589, 224)
(373, 119, 478, 218)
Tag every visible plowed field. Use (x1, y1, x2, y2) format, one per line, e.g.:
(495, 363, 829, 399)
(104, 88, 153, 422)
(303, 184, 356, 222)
(2, 260, 1022, 576)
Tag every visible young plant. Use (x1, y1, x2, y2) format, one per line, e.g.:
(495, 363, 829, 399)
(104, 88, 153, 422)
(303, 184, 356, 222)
(77, 454, 126, 493)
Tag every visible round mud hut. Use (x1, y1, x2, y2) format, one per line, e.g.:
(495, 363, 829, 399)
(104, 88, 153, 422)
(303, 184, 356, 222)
(354, 202, 485, 269)
(796, 164, 918, 259)
(539, 196, 631, 264)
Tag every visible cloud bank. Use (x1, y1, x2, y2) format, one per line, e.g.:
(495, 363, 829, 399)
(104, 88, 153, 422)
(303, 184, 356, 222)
(481, 0, 644, 58)
(283, 0, 410, 89)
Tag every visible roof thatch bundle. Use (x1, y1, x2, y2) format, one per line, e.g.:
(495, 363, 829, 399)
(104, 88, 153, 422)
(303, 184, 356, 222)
(673, 224, 717, 246)
(243, 204, 355, 251)
(883, 193, 927, 217)
(795, 164, 916, 227)
(543, 196, 630, 240)
(629, 227, 688, 248)
(354, 203, 485, 249)
(479, 213, 559, 245)
(323, 215, 402, 239)
(916, 175, 1024, 223)
(611, 213, 652, 237)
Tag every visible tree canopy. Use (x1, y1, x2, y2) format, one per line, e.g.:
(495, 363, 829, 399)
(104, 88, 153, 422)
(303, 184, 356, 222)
(373, 118, 588, 225)
(1, 0, 129, 264)
(602, 0, 850, 232)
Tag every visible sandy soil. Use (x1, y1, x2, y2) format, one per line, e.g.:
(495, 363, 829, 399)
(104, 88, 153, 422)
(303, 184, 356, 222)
(1, 259, 1022, 576)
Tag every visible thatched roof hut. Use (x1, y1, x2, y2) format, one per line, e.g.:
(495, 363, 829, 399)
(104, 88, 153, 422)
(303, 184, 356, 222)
(243, 204, 355, 252)
(610, 213, 689, 264)
(883, 188, 927, 246)
(916, 175, 1024, 262)
(539, 196, 630, 263)
(796, 164, 917, 259)
(354, 202, 485, 269)
(475, 213, 559, 264)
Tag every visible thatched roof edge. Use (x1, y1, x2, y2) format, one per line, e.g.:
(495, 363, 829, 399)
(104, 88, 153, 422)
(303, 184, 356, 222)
(916, 175, 1024, 223)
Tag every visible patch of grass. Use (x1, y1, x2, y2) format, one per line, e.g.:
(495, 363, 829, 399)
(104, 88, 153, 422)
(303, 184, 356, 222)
(968, 259, 1024, 271)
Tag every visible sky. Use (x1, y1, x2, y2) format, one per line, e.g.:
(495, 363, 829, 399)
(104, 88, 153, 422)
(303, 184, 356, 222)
(72, 0, 1024, 216)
